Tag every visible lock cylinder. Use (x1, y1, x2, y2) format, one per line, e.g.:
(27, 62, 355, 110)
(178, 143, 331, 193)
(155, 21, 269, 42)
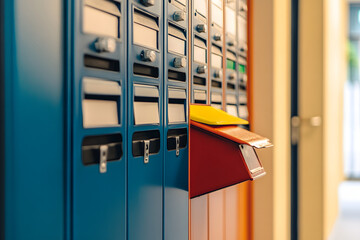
(173, 11, 185, 22)
(140, 50, 156, 62)
(173, 57, 186, 68)
(94, 37, 117, 53)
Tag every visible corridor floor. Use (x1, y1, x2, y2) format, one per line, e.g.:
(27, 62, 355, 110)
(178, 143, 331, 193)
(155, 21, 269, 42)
(328, 181, 360, 240)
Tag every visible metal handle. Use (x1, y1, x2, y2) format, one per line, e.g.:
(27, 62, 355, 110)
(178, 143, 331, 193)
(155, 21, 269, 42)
(291, 115, 322, 145)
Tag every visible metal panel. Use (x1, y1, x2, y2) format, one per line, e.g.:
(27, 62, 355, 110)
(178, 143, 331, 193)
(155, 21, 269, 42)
(71, 0, 127, 239)
(164, 0, 189, 239)
(4, 0, 65, 239)
(128, 1, 164, 239)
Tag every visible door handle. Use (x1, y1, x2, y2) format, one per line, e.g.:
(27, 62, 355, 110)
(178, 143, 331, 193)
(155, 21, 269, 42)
(291, 116, 322, 145)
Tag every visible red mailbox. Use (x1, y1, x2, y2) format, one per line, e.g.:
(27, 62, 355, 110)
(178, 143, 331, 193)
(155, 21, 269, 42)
(189, 105, 272, 198)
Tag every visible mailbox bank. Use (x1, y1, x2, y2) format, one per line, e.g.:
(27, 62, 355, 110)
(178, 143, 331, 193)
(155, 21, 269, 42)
(0, 0, 270, 239)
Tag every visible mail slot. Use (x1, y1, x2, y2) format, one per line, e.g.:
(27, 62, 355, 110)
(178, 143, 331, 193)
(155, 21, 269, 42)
(83, 0, 121, 38)
(167, 128, 188, 152)
(133, 8, 159, 50)
(189, 105, 272, 198)
(168, 88, 186, 124)
(194, 90, 207, 104)
(168, 24, 186, 56)
(132, 130, 161, 157)
(82, 133, 123, 166)
(133, 84, 160, 125)
(82, 77, 121, 128)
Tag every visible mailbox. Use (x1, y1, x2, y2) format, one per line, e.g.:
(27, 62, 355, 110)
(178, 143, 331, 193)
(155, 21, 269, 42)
(164, 1, 189, 239)
(237, 0, 248, 56)
(191, 0, 209, 103)
(128, 1, 164, 239)
(189, 105, 272, 198)
(71, 0, 127, 239)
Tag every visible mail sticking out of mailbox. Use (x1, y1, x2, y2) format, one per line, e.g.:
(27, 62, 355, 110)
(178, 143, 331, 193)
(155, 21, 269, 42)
(189, 104, 272, 198)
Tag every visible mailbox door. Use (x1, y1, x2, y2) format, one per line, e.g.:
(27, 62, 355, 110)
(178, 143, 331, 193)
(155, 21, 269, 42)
(71, 0, 127, 239)
(164, 3, 189, 239)
(128, 1, 164, 239)
(191, 0, 209, 103)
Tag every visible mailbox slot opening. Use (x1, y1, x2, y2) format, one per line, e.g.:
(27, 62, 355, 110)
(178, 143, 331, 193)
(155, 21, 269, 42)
(133, 63, 159, 78)
(84, 54, 120, 72)
(82, 133, 123, 165)
(132, 130, 161, 157)
(212, 80, 222, 88)
(167, 128, 188, 151)
(194, 76, 206, 86)
(168, 70, 186, 82)
(227, 83, 235, 90)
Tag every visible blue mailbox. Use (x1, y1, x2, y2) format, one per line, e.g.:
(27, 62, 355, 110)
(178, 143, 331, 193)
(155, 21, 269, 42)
(71, 0, 127, 239)
(164, 0, 189, 239)
(191, 0, 209, 104)
(127, 0, 164, 239)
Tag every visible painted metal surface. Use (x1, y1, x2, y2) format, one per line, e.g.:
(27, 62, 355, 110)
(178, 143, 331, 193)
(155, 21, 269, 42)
(3, 0, 65, 239)
(164, 1, 189, 239)
(127, 1, 164, 239)
(71, 0, 127, 239)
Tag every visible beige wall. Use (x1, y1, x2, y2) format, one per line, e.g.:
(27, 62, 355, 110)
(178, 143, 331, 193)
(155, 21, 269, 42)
(323, 0, 346, 238)
(251, 0, 291, 240)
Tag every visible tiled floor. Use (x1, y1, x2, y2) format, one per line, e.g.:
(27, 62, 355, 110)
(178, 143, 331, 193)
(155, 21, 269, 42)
(328, 181, 360, 240)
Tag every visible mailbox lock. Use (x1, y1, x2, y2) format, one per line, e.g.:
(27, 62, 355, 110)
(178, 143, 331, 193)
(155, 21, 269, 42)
(240, 4, 248, 12)
(196, 65, 207, 74)
(240, 44, 248, 52)
(173, 11, 185, 22)
(140, 50, 156, 62)
(214, 34, 222, 41)
(196, 24, 207, 33)
(228, 41, 235, 47)
(175, 136, 180, 156)
(214, 70, 222, 78)
(229, 73, 236, 80)
(173, 57, 186, 68)
(99, 145, 108, 174)
(94, 37, 116, 53)
(140, 0, 155, 7)
(144, 140, 150, 164)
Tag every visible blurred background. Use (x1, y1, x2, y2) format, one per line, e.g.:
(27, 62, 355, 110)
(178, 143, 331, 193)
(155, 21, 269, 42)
(249, 0, 358, 239)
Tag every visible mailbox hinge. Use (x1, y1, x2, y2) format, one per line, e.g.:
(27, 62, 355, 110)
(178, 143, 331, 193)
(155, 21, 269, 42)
(144, 140, 150, 164)
(99, 145, 108, 173)
(175, 136, 180, 156)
